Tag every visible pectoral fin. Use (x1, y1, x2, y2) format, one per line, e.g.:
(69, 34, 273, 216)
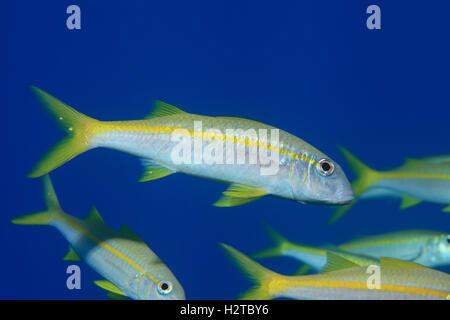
(139, 159, 175, 182)
(400, 196, 421, 209)
(214, 184, 267, 207)
(94, 280, 127, 296)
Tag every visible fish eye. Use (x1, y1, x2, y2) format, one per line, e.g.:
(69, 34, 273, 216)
(446, 236, 450, 244)
(316, 158, 335, 176)
(157, 281, 173, 295)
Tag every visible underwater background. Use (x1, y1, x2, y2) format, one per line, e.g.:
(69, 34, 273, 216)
(3, 1, 450, 299)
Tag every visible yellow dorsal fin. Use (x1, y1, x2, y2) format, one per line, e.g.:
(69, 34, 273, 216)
(213, 184, 267, 207)
(380, 257, 429, 269)
(63, 247, 81, 261)
(120, 224, 145, 244)
(144, 100, 187, 119)
(322, 251, 360, 273)
(403, 158, 425, 168)
(400, 196, 421, 209)
(139, 159, 175, 182)
(84, 206, 105, 224)
(94, 280, 126, 296)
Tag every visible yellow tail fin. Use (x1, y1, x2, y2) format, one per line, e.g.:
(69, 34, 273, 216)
(28, 86, 99, 178)
(11, 175, 62, 225)
(220, 243, 280, 300)
(328, 146, 381, 224)
(337, 145, 380, 196)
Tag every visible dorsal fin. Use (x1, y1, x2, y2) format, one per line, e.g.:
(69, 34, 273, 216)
(84, 206, 105, 224)
(322, 251, 360, 273)
(403, 158, 425, 168)
(380, 257, 429, 270)
(120, 224, 145, 244)
(63, 247, 81, 261)
(144, 100, 187, 119)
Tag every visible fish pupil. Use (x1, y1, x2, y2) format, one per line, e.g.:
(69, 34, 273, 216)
(161, 283, 169, 290)
(321, 162, 331, 172)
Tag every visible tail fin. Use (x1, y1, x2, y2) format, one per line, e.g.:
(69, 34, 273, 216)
(11, 175, 62, 225)
(220, 243, 280, 300)
(337, 145, 380, 196)
(328, 146, 380, 224)
(28, 86, 99, 178)
(251, 222, 291, 259)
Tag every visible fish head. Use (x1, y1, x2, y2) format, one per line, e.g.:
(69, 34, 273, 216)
(135, 268, 185, 300)
(432, 233, 450, 266)
(417, 233, 450, 268)
(291, 153, 354, 205)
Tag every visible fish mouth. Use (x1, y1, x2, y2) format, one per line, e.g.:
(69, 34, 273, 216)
(336, 188, 355, 205)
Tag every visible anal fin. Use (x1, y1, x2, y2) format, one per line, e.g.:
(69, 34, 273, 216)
(139, 159, 176, 182)
(400, 196, 421, 209)
(214, 184, 267, 207)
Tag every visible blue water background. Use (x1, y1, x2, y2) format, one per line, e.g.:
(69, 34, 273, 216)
(3, 1, 450, 299)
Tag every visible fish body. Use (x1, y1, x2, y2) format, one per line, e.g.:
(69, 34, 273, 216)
(223, 244, 450, 300)
(28, 86, 354, 207)
(252, 223, 450, 272)
(11, 176, 185, 300)
(328, 147, 450, 223)
(339, 230, 450, 268)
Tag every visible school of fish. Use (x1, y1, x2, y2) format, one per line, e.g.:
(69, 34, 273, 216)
(12, 86, 449, 300)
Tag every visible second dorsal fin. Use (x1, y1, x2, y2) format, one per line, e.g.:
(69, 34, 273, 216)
(84, 206, 105, 224)
(144, 100, 187, 119)
(119, 224, 146, 244)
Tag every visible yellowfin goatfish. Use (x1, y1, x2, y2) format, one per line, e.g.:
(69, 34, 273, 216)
(27, 86, 354, 207)
(329, 146, 450, 224)
(221, 244, 450, 300)
(252, 223, 450, 274)
(11, 175, 185, 300)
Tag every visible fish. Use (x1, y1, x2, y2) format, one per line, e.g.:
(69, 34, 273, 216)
(252, 223, 450, 273)
(328, 146, 450, 224)
(11, 175, 185, 300)
(27, 86, 354, 207)
(221, 243, 450, 300)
